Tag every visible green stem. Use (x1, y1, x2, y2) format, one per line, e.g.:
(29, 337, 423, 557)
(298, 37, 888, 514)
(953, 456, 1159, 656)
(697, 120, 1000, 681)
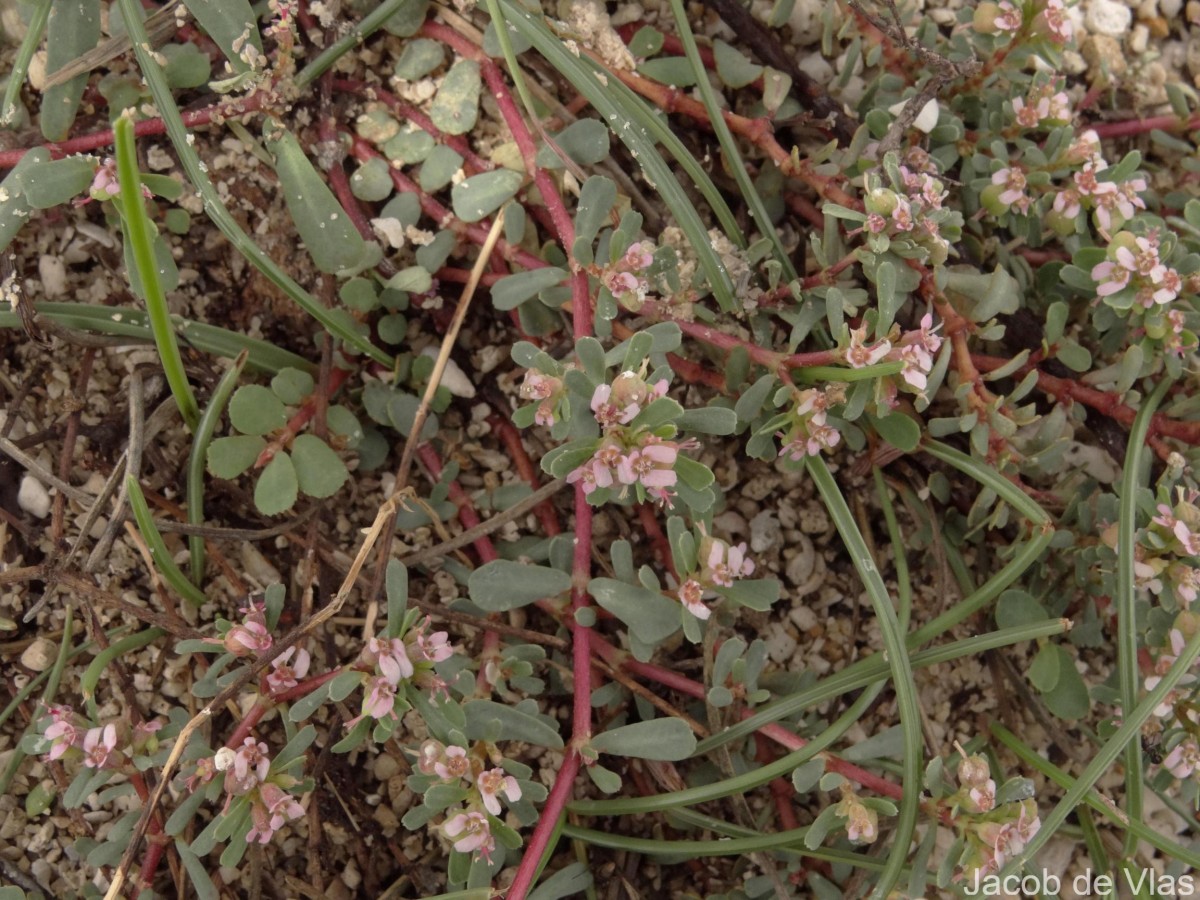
(112, 0, 393, 366)
(114, 114, 200, 431)
(1115, 377, 1171, 858)
(806, 456, 920, 900)
(922, 439, 1053, 526)
(187, 350, 248, 585)
(125, 476, 207, 607)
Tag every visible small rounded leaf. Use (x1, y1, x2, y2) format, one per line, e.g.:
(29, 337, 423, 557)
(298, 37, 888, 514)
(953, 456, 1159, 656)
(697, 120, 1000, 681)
(291, 435, 348, 499)
(451, 169, 523, 223)
(207, 435, 267, 479)
(270, 368, 314, 405)
(254, 453, 298, 516)
(229, 384, 287, 436)
(430, 59, 481, 136)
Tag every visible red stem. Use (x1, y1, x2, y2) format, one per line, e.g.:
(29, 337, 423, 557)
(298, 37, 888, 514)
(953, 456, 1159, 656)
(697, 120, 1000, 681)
(254, 365, 350, 468)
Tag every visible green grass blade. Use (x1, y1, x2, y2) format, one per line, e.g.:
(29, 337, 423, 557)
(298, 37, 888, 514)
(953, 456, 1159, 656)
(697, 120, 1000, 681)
(806, 455, 920, 899)
(573, 679, 884, 816)
(126, 476, 208, 607)
(1, 0, 50, 127)
(112, 0, 393, 366)
(114, 114, 200, 431)
(991, 722, 1200, 869)
(996, 626, 1200, 877)
(81, 627, 165, 718)
(294, 0, 414, 89)
(187, 350, 248, 586)
(665, 0, 795, 277)
(922, 439, 1053, 526)
(0, 302, 317, 374)
(497, 0, 739, 310)
(1115, 377, 1171, 858)
(874, 468, 911, 633)
(182, 0, 262, 75)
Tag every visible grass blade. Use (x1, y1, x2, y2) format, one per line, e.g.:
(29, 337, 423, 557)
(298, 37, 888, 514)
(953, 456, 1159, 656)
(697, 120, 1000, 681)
(126, 476, 208, 608)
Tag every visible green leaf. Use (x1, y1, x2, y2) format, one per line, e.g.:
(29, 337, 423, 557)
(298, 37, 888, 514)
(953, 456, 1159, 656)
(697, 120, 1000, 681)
(842, 724, 905, 761)
(1056, 339, 1091, 372)
(792, 758, 825, 793)
(419, 145, 465, 192)
(528, 863, 593, 900)
(994, 590, 1048, 630)
(875, 258, 898, 330)
(181, 0, 262, 74)
(469, 560, 571, 611)
(586, 763, 623, 794)
(18, 156, 95, 208)
(491, 268, 568, 310)
(394, 38, 444, 79)
(867, 411, 921, 452)
(385, 560, 408, 637)
(1028, 643, 1060, 693)
(162, 42, 211, 89)
(572, 175, 616, 264)
(720, 578, 781, 612)
(42, 0, 101, 141)
(590, 718, 697, 760)
(289, 679, 334, 721)
(229, 384, 288, 435)
(537, 119, 611, 168)
(386, 266, 433, 293)
(677, 406, 737, 435)
(589, 577, 681, 644)
(291, 434, 348, 499)
(271, 367, 315, 405)
(351, 157, 394, 202)
(451, 169, 523, 222)
(464, 699, 564, 748)
(713, 39, 762, 88)
(1042, 646, 1090, 719)
(206, 434, 266, 479)
(255, 453, 298, 516)
(0, 149, 52, 249)
(265, 121, 375, 274)
(734, 374, 776, 421)
(430, 59, 482, 136)
(637, 56, 697, 87)
(627, 26, 664, 57)
(176, 839, 218, 900)
(383, 126, 435, 164)
(386, 391, 439, 440)
(674, 455, 715, 491)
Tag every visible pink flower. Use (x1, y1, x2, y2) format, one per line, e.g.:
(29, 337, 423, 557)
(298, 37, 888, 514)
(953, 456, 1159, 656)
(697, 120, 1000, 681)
(266, 647, 311, 694)
(891, 197, 914, 231)
(591, 383, 639, 428)
(246, 798, 277, 844)
(362, 676, 397, 721)
(616, 443, 678, 489)
(1038, 0, 1073, 42)
(223, 617, 272, 657)
(408, 618, 454, 663)
(623, 240, 655, 271)
(865, 212, 887, 234)
(363, 636, 414, 685)
(844, 325, 891, 368)
(567, 458, 608, 496)
(81, 723, 119, 769)
(1165, 738, 1200, 779)
(1052, 188, 1081, 220)
(1012, 97, 1040, 128)
(477, 767, 522, 815)
(434, 745, 471, 782)
(1169, 563, 1200, 606)
(232, 738, 271, 787)
(991, 165, 1027, 206)
(967, 779, 997, 813)
(520, 371, 557, 401)
(443, 811, 496, 860)
(994, 0, 1022, 30)
(704, 539, 755, 587)
(1091, 260, 1131, 297)
(678, 578, 710, 620)
(43, 706, 84, 761)
(259, 782, 305, 833)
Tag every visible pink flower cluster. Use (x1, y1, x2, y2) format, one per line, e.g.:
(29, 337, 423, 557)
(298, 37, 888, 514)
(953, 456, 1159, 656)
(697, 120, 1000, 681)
(42, 708, 161, 769)
(676, 535, 756, 620)
(601, 240, 656, 311)
(519, 370, 566, 427)
(861, 152, 951, 264)
(417, 740, 523, 862)
(1012, 83, 1071, 129)
(778, 387, 842, 461)
(1051, 136, 1148, 234)
(1092, 232, 1182, 309)
(197, 738, 306, 845)
(1035, 0, 1073, 43)
(567, 371, 694, 507)
(212, 600, 273, 658)
(1152, 493, 1200, 557)
(348, 618, 456, 728)
(972, 800, 1041, 878)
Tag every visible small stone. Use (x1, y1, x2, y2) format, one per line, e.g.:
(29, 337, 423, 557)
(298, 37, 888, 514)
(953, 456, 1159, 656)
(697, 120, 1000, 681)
(373, 753, 401, 781)
(1187, 0, 1200, 22)
(789, 604, 818, 632)
(17, 475, 51, 519)
(341, 860, 362, 891)
(764, 625, 799, 663)
(796, 53, 833, 87)
(240, 543, 283, 587)
(1161, 0, 1182, 15)
(1081, 35, 1128, 80)
(420, 347, 476, 398)
(1189, 36, 1200, 79)
(21, 637, 57, 672)
(1060, 49, 1089, 75)
(788, 0, 824, 43)
(1129, 23, 1149, 53)
(785, 534, 816, 586)
(888, 97, 940, 133)
(1136, 0, 1157, 17)
(749, 509, 781, 553)
(38, 255, 66, 298)
(1085, 0, 1132, 35)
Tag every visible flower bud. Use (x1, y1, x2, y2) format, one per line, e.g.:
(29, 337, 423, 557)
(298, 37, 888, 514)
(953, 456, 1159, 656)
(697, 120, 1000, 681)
(979, 183, 1009, 217)
(1108, 230, 1138, 256)
(1045, 207, 1077, 238)
(973, 1, 1002, 32)
(864, 187, 899, 216)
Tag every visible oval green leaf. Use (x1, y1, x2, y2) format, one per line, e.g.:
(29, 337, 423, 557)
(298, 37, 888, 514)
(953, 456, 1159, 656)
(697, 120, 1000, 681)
(291, 434, 349, 499)
(468, 560, 572, 611)
(255, 452, 298, 516)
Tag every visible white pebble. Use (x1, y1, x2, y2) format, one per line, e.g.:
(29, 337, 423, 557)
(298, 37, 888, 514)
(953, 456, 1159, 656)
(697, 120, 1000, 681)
(420, 347, 476, 398)
(888, 97, 940, 133)
(764, 626, 799, 663)
(1085, 0, 1132, 36)
(788, 0, 824, 44)
(21, 637, 57, 672)
(749, 509, 781, 553)
(796, 54, 833, 86)
(38, 255, 67, 298)
(18, 475, 51, 519)
(1161, 0, 1182, 16)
